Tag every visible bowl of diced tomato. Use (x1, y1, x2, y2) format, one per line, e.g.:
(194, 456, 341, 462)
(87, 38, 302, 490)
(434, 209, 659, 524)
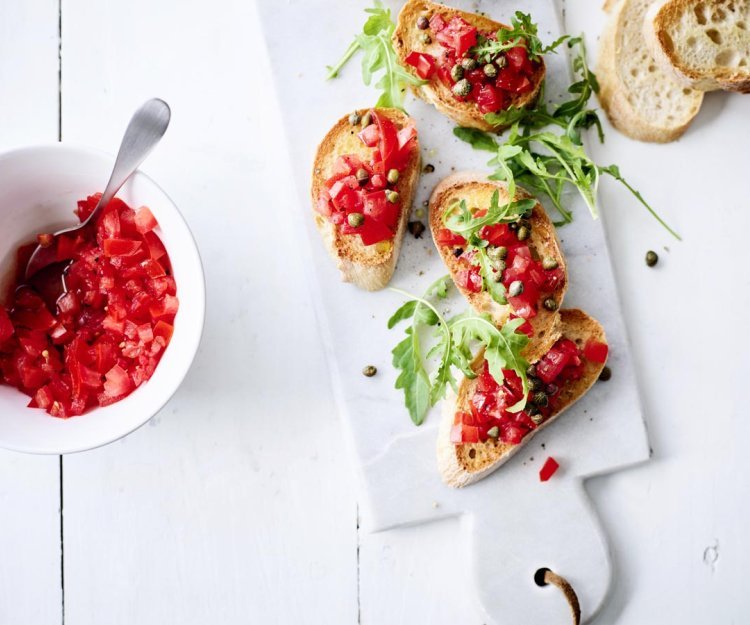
(0, 145, 205, 453)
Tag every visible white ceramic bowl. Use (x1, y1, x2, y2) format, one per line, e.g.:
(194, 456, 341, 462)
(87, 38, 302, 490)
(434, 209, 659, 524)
(0, 145, 205, 454)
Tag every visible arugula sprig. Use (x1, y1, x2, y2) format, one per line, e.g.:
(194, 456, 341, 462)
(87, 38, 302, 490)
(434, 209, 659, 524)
(455, 36, 681, 238)
(389, 277, 530, 425)
(471, 11, 568, 64)
(325, 1, 426, 110)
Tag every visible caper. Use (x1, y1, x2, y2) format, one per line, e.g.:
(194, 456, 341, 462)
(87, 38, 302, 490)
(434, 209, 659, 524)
(408, 221, 425, 238)
(517, 225, 530, 241)
(387, 168, 400, 184)
(526, 403, 540, 416)
(361, 111, 372, 127)
(530, 412, 544, 425)
(543, 298, 558, 312)
(508, 280, 523, 297)
(532, 391, 548, 407)
(496, 55, 507, 68)
(491, 258, 506, 273)
(386, 190, 400, 203)
(542, 257, 559, 270)
(487, 426, 500, 438)
(508, 222, 519, 232)
(362, 365, 377, 377)
(452, 78, 471, 97)
(453, 247, 464, 257)
(461, 57, 478, 71)
(348, 213, 365, 227)
(420, 32, 432, 44)
(423, 163, 435, 173)
(529, 377, 543, 392)
(450, 64, 465, 82)
(488, 245, 508, 260)
(356, 168, 370, 185)
(645, 250, 658, 267)
(518, 218, 531, 230)
(417, 15, 430, 29)
(493, 272, 504, 283)
(348, 112, 361, 125)
(599, 366, 612, 382)
(483, 63, 498, 78)
(526, 364, 537, 378)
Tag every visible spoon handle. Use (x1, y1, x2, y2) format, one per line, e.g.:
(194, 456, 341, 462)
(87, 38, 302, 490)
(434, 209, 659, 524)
(88, 98, 171, 223)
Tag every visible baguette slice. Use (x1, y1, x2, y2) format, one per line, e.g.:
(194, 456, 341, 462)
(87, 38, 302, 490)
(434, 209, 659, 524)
(311, 109, 420, 291)
(429, 172, 567, 363)
(437, 309, 607, 488)
(392, 0, 545, 131)
(644, 0, 750, 93)
(597, 0, 704, 142)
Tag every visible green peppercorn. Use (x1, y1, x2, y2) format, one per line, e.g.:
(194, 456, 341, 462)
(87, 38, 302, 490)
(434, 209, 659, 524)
(646, 250, 658, 267)
(348, 213, 364, 228)
(417, 15, 429, 29)
(361, 111, 372, 127)
(496, 55, 507, 68)
(483, 63, 498, 78)
(450, 64, 465, 82)
(461, 57, 478, 71)
(542, 257, 559, 270)
(362, 365, 377, 377)
(526, 364, 537, 377)
(487, 426, 500, 439)
(355, 168, 370, 185)
(517, 225, 530, 241)
(543, 298, 558, 311)
(387, 168, 400, 184)
(532, 391, 548, 407)
(530, 412, 544, 425)
(508, 280, 523, 297)
(599, 366, 612, 382)
(348, 112, 361, 125)
(386, 190, 400, 203)
(420, 32, 432, 44)
(452, 78, 471, 97)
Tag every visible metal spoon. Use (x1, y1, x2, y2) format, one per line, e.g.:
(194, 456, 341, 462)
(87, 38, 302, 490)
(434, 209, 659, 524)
(24, 98, 171, 306)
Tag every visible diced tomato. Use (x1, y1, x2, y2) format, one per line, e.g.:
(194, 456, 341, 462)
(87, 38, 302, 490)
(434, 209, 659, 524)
(539, 457, 560, 482)
(358, 123, 379, 148)
(476, 83, 504, 113)
(536, 347, 573, 384)
(405, 51, 436, 79)
(583, 340, 609, 364)
(0, 308, 13, 342)
(435, 16, 478, 58)
(103, 238, 143, 257)
(358, 218, 394, 246)
(496, 66, 523, 92)
(435, 228, 466, 247)
(363, 190, 399, 229)
(372, 111, 402, 172)
(134, 207, 159, 234)
(479, 223, 514, 246)
(457, 265, 482, 293)
(501, 423, 526, 445)
(103, 364, 132, 398)
(506, 46, 534, 75)
(429, 13, 446, 32)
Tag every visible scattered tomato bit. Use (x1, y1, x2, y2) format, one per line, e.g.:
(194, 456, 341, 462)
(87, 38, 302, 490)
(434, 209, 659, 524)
(539, 457, 560, 482)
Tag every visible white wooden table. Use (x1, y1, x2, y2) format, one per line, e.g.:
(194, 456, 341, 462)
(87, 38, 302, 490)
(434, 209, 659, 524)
(0, 1, 746, 623)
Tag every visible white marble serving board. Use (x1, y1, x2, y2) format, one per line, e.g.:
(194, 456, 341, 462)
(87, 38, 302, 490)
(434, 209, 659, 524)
(258, 1, 649, 622)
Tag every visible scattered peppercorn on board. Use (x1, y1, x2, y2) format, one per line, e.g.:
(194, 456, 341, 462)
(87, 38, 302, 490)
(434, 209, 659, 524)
(259, 1, 650, 622)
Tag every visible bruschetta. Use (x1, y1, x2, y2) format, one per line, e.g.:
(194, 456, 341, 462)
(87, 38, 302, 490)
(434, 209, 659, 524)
(311, 108, 420, 290)
(429, 172, 567, 363)
(392, 0, 545, 131)
(438, 308, 609, 487)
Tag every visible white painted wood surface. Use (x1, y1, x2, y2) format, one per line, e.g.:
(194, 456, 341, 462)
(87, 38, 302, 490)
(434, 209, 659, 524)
(0, 2, 62, 624)
(0, 1, 749, 623)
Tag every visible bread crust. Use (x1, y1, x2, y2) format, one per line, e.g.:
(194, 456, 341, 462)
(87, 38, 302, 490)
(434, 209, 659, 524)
(644, 0, 750, 93)
(392, 0, 545, 131)
(437, 309, 607, 488)
(429, 172, 566, 363)
(310, 108, 421, 291)
(597, 0, 704, 143)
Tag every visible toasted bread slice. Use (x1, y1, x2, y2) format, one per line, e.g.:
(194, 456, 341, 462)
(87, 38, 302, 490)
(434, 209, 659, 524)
(645, 0, 750, 93)
(597, 0, 704, 142)
(429, 172, 566, 363)
(392, 0, 545, 131)
(311, 108, 420, 291)
(437, 309, 607, 488)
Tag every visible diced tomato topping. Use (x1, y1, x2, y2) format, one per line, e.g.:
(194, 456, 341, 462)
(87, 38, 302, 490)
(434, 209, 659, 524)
(435, 229, 467, 247)
(457, 264, 482, 293)
(429, 14, 446, 32)
(583, 340, 609, 364)
(405, 51, 436, 79)
(0, 193, 178, 418)
(358, 124, 379, 148)
(539, 457, 560, 482)
(479, 223, 514, 246)
(435, 17, 478, 58)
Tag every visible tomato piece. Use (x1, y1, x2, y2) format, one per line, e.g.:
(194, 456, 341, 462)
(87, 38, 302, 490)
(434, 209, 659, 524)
(476, 83, 504, 113)
(435, 17, 478, 58)
(506, 45, 534, 75)
(435, 228, 466, 246)
(501, 423, 526, 445)
(583, 340, 609, 364)
(496, 66, 522, 92)
(405, 51, 436, 79)
(102, 364, 132, 400)
(358, 218, 393, 246)
(539, 457, 560, 482)
(429, 13, 446, 32)
(0, 308, 14, 343)
(357, 124, 379, 148)
(143, 231, 167, 260)
(372, 111, 401, 172)
(457, 265, 482, 293)
(536, 347, 572, 384)
(362, 190, 399, 229)
(479, 223, 515, 246)
(103, 238, 143, 257)
(135, 206, 159, 234)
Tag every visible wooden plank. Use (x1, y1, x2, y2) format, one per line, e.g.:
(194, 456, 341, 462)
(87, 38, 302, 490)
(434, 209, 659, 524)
(59, 1, 358, 623)
(0, 1, 63, 624)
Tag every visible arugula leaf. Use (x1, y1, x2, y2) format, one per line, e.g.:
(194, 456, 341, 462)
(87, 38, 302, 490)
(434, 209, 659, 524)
(476, 247, 507, 306)
(388, 279, 530, 424)
(471, 12, 567, 63)
(326, 1, 426, 110)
